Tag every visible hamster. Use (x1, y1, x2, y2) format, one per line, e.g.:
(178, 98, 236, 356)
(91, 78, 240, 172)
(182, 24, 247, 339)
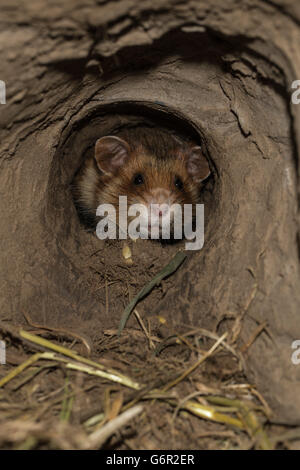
(73, 127, 211, 238)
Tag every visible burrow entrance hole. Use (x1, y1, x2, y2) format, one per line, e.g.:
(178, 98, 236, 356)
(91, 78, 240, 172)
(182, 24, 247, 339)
(46, 103, 218, 332)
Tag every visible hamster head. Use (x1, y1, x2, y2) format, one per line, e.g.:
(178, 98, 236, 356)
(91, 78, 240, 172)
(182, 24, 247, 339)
(92, 133, 211, 237)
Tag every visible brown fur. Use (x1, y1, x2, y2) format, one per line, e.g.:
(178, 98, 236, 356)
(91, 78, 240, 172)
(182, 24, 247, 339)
(73, 127, 208, 225)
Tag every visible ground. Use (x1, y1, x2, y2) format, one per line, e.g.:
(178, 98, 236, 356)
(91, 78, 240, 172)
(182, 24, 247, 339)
(0, 236, 298, 450)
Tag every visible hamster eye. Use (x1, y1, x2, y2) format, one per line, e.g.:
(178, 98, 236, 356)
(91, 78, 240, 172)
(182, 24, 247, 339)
(133, 173, 144, 185)
(174, 176, 183, 190)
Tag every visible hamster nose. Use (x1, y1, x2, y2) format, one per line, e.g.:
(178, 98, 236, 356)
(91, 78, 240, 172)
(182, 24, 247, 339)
(152, 205, 168, 216)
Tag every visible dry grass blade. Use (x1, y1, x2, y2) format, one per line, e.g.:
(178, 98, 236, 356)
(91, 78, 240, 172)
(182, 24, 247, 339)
(181, 399, 244, 429)
(205, 396, 273, 450)
(64, 360, 140, 389)
(118, 251, 187, 335)
(1, 349, 140, 391)
(163, 332, 227, 391)
(134, 309, 155, 349)
(19, 330, 141, 390)
(0, 321, 274, 450)
(86, 405, 144, 449)
(60, 377, 74, 422)
(0, 352, 45, 388)
(23, 311, 92, 355)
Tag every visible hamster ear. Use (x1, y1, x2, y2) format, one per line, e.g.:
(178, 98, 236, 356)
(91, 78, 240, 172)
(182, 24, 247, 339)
(94, 136, 130, 175)
(186, 146, 211, 182)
